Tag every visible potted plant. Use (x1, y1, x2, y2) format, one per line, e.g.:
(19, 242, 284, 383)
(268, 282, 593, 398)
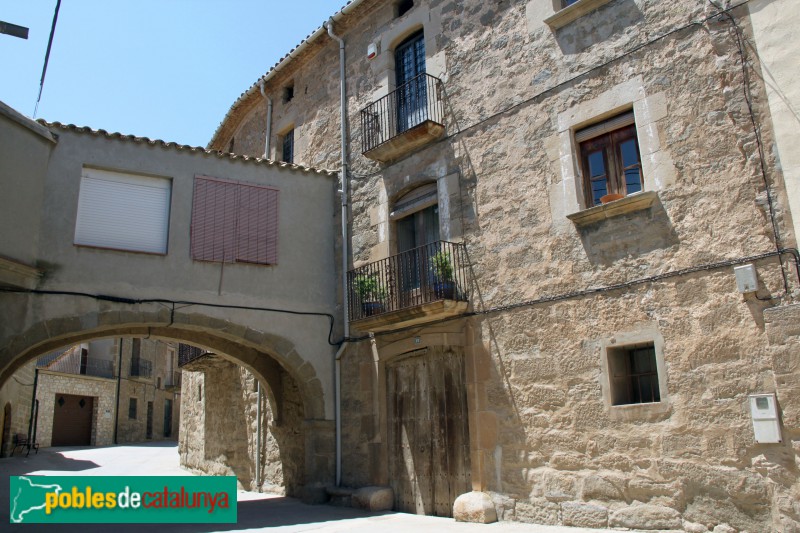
(353, 272, 386, 317)
(430, 250, 456, 299)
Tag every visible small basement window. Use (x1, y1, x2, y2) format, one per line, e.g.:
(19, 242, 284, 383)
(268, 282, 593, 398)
(607, 343, 660, 405)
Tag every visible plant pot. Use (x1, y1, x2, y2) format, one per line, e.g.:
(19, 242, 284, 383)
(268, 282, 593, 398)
(600, 193, 625, 204)
(361, 301, 385, 317)
(433, 280, 456, 300)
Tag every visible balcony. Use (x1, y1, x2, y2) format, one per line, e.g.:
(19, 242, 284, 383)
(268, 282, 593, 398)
(129, 358, 153, 379)
(347, 240, 469, 331)
(165, 370, 182, 391)
(361, 73, 446, 163)
(36, 347, 115, 379)
(178, 343, 208, 367)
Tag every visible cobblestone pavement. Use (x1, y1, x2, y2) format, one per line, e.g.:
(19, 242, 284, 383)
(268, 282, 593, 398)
(1, 442, 644, 533)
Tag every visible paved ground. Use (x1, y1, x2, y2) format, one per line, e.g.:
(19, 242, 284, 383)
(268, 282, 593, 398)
(1, 442, 639, 533)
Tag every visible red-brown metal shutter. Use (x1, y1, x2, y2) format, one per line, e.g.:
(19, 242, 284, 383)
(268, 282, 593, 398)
(236, 183, 279, 265)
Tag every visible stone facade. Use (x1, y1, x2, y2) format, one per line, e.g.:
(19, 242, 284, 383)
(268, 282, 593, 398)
(0, 358, 34, 456)
(206, 0, 800, 531)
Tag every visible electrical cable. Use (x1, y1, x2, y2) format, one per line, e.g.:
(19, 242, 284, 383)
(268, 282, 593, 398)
(0, 287, 339, 346)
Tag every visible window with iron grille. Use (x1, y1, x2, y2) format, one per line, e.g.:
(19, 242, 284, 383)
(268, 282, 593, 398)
(282, 129, 294, 164)
(576, 112, 643, 207)
(190, 176, 279, 265)
(128, 397, 137, 419)
(607, 343, 660, 405)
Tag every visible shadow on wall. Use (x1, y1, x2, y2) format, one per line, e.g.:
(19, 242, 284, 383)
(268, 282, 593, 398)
(576, 199, 680, 267)
(554, 0, 645, 55)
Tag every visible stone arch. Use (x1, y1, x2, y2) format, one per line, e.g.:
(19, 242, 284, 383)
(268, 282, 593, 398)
(0, 306, 333, 494)
(0, 308, 325, 421)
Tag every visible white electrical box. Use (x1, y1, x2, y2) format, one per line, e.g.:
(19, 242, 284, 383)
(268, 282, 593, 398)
(749, 393, 781, 443)
(734, 264, 758, 293)
(367, 42, 378, 59)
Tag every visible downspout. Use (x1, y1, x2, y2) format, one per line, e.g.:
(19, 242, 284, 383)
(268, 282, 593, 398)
(325, 17, 348, 488)
(113, 338, 123, 444)
(259, 81, 273, 159)
(26, 368, 39, 455)
(255, 381, 262, 492)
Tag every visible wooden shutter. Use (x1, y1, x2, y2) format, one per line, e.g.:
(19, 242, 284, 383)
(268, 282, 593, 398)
(191, 176, 279, 265)
(74, 168, 171, 254)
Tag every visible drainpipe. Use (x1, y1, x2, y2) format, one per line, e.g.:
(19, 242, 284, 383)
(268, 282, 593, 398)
(258, 81, 273, 159)
(255, 381, 262, 492)
(26, 368, 39, 455)
(113, 338, 123, 444)
(325, 17, 349, 488)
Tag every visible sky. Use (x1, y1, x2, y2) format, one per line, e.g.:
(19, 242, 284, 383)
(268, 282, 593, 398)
(0, 1, 343, 148)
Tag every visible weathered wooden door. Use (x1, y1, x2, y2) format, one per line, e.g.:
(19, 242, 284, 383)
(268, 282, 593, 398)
(387, 346, 471, 516)
(52, 394, 93, 446)
(146, 401, 154, 439)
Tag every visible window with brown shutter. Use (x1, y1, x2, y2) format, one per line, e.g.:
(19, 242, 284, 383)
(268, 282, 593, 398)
(190, 176, 279, 265)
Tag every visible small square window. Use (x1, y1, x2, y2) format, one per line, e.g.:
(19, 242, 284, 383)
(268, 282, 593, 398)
(607, 343, 660, 406)
(397, 0, 414, 17)
(282, 129, 295, 164)
(128, 398, 138, 419)
(283, 85, 294, 103)
(576, 112, 643, 207)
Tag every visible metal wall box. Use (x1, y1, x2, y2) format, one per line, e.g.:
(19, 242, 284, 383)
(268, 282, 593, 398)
(734, 264, 758, 293)
(749, 393, 781, 443)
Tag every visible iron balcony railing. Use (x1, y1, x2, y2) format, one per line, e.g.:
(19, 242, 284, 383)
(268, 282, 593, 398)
(347, 240, 468, 322)
(36, 348, 115, 378)
(178, 344, 207, 367)
(165, 370, 182, 389)
(360, 73, 445, 154)
(129, 358, 153, 379)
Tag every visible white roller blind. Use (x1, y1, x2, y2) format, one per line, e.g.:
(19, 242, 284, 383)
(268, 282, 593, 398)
(74, 168, 171, 254)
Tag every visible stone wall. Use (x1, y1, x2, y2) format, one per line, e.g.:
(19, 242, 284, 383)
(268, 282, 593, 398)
(179, 356, 305, 495)
(0, 358, 34, 456)
(35, 371, 116, 447)
(209, 0, 799, 530)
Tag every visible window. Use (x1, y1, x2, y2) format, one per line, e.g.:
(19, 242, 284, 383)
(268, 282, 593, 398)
(282, 129, 294, 164)
(607, 343, 660, 406)
(397, 0, 414, 17)
(190, 176, 279, 265)
(576, 112, 643, 207)
(393, 184, 440, 291)
(128, 398, 137, 419)
(282, 84, 294, 103)
(74, 167, 171, 254)
(562, 0, 580, 6)
(395, 31, 427, 133)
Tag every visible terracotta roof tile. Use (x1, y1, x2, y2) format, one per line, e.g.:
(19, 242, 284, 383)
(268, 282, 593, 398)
(39, 120, 337, 177)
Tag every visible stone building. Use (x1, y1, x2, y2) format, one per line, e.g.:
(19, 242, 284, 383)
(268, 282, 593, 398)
(189, 0, 800, 531)
(8, 338, 182, 448)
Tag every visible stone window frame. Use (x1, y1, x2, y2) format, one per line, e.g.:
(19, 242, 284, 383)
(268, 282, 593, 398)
(368, 3, 445, 104)
(598, 326, 670, 421)
(549, 77, 675, 229)
(365, 173, 462, 265)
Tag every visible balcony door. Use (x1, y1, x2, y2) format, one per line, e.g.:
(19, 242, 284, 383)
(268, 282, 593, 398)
(395, 31, 427, 133)
(396, 190, 439, 302)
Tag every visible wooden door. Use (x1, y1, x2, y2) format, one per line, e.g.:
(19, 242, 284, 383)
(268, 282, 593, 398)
(163, 399, 173, 438)
(51, 394, 93, 446)
(146, 402, 153, 439)
(387, 346, 471, 516)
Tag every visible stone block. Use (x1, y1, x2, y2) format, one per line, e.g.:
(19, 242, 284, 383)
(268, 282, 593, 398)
(453, 491, 497, 523)
(561, 501, 608, 528)
(515, 498, 559, 525)
(683, 521, 710, 533)
(609, 504, 682, 530)
(352, 486, 393, 512)
(582, 473, 625, 501)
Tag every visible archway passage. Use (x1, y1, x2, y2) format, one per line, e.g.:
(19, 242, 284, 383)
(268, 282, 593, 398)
(0, 309, 334, 497)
